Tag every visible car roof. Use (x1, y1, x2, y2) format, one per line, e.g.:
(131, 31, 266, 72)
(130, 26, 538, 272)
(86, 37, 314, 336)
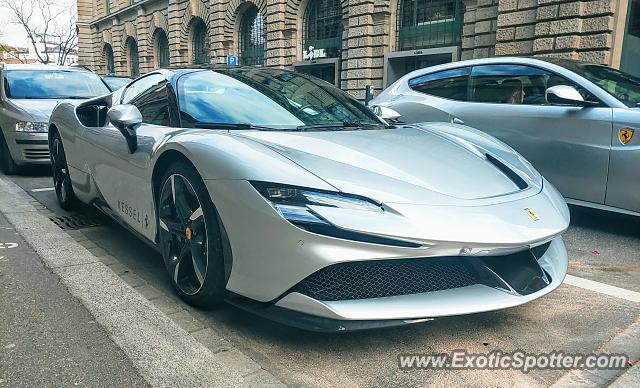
(379, 56, 626, 109)
(399, 56, 599, 80)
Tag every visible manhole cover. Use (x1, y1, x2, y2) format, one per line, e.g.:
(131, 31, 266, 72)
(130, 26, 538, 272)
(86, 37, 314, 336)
(49, 214, 103, 230)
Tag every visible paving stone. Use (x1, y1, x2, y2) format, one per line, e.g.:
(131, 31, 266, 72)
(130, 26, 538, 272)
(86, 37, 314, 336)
(135, 284, 162, 300)
(87, 246, 108, 257)
(191, 328, 234, 354)
(78, 239, 98, 249)
(152, 296, 183, 315)
(169, 310, 205, 333)
(97, 254, 118, 266)
(120, 273, 146, 288)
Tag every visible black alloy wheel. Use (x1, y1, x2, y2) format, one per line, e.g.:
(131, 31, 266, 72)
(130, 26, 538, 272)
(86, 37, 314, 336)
(50, 132, 76, 210)
(157, 161, 226, 307)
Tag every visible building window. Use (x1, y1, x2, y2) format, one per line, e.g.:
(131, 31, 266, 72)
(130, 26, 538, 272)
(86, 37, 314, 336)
(239, 5, 265, 66)
(155, 30, 170, 68)
(126, 37, 139, 77)
(104, 44, 114, 74)
(629, 0, 640, 38)
(191, 19, 209, 65)
(397, 0, 464, 51)
(303, 0, 342, 59)
(105, 0, 110, 15)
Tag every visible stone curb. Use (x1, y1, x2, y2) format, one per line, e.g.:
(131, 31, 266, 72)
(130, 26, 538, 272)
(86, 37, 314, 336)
(0, 176, 285, 388)
(551, 317, 640, 387)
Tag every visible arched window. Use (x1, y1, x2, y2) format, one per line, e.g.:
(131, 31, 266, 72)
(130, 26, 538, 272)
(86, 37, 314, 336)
(104, 44, 115, 74)
(397, 0, 464, 51)
(303, 0, 342, 59)
(155, 30, 170, 68)
(126, 37, 139, 77)
(238, 5, 265, 66)
(191, 19, 209, 65)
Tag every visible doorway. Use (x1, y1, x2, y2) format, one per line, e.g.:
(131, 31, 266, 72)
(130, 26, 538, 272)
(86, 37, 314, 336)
(384, 47, 459, 87)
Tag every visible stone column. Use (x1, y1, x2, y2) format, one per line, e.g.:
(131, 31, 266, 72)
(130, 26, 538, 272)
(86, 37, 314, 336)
(495, 0, 618, 64)
(532, 0, 618, 64)
(265, 0, 289, 67)
(462, 0, 499, 60)
(137, 7, 155, 74)
(341, 0, 388, 100)
(76, 0, 95, 68)
(168, 0, 189, 67)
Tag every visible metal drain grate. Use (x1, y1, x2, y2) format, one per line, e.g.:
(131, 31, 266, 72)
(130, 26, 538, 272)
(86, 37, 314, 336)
(49, 214, 103, 230)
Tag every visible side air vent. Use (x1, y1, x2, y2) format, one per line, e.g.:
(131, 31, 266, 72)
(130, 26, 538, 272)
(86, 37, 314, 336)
(485, 154, 528, 190)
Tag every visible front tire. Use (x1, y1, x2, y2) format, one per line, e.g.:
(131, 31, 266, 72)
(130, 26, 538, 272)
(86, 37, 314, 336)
(0, 131, 19, 175)
(50, 131, 77, 210)
(157, 161, 226, 308)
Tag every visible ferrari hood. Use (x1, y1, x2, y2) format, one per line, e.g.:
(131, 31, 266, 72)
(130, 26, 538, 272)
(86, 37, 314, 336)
(238, 126, 535, 205)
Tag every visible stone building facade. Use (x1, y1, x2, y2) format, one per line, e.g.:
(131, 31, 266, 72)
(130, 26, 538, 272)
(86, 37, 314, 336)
(77, 0, 638, 99)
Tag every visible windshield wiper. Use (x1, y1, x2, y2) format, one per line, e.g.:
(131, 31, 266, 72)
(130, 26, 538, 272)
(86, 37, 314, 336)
(194, 122, 286, 131)
(297, 120, 384, 131)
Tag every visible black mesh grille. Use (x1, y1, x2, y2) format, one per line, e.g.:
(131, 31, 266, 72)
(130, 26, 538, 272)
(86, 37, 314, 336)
(292, 257, 478, 301)
(49, 214, 104, 230)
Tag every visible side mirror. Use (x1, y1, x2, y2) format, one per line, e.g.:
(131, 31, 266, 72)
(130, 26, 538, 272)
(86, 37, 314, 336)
(107, 104, 142, 153)
(546, 85, 598, 107)
(370, 105, 402, 121)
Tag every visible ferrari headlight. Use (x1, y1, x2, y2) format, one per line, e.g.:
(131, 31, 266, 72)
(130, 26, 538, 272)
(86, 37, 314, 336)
(15, 121, 48, 133)
(251, 182, 382, 226)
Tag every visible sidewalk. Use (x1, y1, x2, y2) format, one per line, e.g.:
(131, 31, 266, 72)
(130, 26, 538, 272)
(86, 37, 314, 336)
(0, 174, 283, 388)
(0, 212, 147, 387)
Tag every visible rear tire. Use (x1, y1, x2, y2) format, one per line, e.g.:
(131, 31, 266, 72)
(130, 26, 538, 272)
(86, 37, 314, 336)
(157, 161, 226, 308)
(50, 131, 77, 210)
(0, 131, 19, 175)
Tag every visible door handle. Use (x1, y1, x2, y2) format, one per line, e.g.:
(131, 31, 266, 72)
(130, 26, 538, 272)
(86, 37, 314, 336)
(451, 117, 465, 125)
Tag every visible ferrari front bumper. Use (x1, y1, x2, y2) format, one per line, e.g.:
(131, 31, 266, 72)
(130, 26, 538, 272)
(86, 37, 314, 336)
(226, 237, 567, 332)
(205, 179, 568, 330)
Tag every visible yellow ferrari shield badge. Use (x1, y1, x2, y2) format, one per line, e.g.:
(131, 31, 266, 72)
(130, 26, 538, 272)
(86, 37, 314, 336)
(525, 208, 539, 221)
(619, 128, 634, 145)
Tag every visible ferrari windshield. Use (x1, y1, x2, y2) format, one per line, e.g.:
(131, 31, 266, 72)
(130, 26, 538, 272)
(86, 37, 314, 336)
(550, 61, 640, 107)
(177, 68, 384, 129)
(4, 70, 110, 99)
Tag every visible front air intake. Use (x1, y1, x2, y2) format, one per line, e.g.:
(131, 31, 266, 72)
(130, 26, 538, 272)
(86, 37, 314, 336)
(291, 257, 479, 301)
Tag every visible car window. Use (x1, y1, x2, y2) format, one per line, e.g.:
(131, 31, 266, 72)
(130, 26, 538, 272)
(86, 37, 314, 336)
(568, 64, 640, 108)
(408, 67, 471, 101)
(177, 68, 383, 129)
(103, 77, 131, 92)
(3, 70, 109, 99)
(129, 82, 171, 126)
(122, 73, 166, 104)
(470, 64, 595, 105)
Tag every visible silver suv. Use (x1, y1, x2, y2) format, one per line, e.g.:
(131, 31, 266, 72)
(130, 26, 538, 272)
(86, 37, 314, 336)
(0, 64, 110, 174)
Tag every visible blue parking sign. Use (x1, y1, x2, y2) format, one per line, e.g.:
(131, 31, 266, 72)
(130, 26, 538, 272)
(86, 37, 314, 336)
(227, 55, 238, 66)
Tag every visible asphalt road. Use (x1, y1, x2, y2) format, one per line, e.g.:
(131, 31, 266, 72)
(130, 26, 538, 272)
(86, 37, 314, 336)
(0, 210, 147, 387)
(4, 167, 640, 387)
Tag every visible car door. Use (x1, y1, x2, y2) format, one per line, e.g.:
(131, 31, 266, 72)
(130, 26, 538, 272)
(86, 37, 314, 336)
(81, 74, 178, 240)
(445, 64, 613, 205)
(605, 108, 640, 213)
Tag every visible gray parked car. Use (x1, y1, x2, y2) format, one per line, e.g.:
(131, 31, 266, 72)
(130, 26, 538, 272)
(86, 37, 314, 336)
(371, 57, 640, 216)
(0, 64, 110, 174)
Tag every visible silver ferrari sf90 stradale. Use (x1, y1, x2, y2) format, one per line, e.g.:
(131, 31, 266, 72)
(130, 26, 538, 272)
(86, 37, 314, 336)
(48, 67, 570, 331)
